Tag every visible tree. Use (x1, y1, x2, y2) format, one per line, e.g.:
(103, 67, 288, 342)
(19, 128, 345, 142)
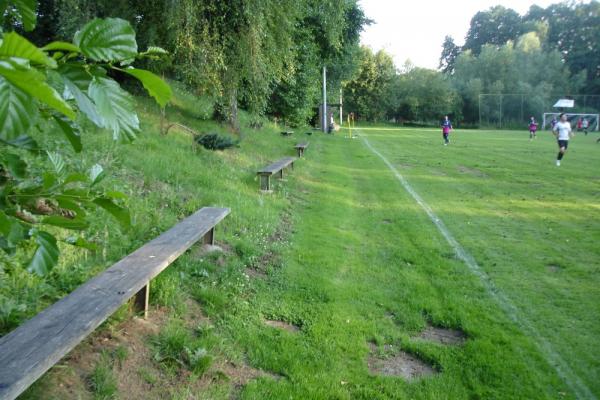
(463, 6, 523, 55)
(0, 2, 171, 275)
(343, 47, 397, 121)
(439, 35, 460, 74)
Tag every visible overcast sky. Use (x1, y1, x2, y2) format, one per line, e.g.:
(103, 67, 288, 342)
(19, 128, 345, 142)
(358, 0, 565, 70)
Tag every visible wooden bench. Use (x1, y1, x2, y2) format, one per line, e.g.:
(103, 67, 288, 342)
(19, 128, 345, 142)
(257, 157, 296, 191)
(0, 207, 230, 400)
(294, 142, 309, 157)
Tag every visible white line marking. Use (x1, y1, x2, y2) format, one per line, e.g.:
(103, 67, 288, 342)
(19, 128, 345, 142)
(361, 133, 596, 400)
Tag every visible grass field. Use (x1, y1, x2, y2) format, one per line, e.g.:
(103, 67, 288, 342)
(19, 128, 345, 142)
(11, 89, 600, 399)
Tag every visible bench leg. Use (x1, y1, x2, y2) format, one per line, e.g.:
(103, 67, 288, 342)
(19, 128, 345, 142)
(297, 148, 302, 157)
(134, 281, 150, 318)
(290, 162, 294, 170)
(203, 227, 214, 245)
(260, 175, 270, 191)
(278, 169, 284, 179)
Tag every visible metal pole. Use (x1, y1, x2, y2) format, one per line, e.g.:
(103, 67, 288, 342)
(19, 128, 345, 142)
(521, 94, 524, 123)
(499, 94, 503, 129)
(339, 87, 343, 126)
(478, 94, 481, 127)
(322, 66, 327, 133)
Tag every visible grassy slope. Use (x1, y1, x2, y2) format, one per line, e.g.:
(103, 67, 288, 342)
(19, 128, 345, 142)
(10, 84, 599, 399)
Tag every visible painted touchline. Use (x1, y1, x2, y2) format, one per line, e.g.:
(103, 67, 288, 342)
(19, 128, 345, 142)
(360, 131, 596, 400)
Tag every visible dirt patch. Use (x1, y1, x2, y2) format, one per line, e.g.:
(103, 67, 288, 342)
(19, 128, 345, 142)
(418, 326, 466, 345)
(367, 342, 436, 380)
(382, 219, 393, 224)
(547, 264, 563, 273)
(458, 165, 488, 178)
(264, 319, 300, 333)
(245, 267, 267, 279)
(35, 307, 172, 400)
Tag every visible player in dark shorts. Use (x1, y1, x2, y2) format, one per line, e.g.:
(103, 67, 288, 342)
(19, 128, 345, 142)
(528, 117, 538, 140)
(552, 113, 573, 166)
(441, 116, 452, 145)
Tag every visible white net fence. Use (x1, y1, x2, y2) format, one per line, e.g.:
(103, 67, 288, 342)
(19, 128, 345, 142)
(478, 94, 600, 130)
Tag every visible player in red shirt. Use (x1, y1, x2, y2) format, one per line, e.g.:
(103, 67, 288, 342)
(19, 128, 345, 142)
(528, 117, 538, 140)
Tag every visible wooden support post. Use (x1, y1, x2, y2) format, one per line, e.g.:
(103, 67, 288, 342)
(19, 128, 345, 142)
(134, 281, 150, 318)
(203, 227, 214, 245)
(260, 174, 270, 191)
(279, 169, 284, 179)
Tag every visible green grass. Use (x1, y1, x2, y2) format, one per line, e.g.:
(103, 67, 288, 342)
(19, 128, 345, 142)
(7, 81, 599, 399)
(89, 352, 118, 400)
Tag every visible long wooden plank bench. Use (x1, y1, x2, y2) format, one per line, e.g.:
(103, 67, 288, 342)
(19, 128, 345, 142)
(0, 207, 230, 400)
(294, 142, 309, 157)
(257, 157, 296, 191)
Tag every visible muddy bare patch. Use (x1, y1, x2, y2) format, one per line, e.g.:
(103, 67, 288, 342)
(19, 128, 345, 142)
(458, 165, 488, 178)
(547, 264, 562, 273)
(367, 342, 436, 380)
(418, 326, 466, 345)
(382, 219, 393, 224)
(246, 267, 267, 279)
(264, 319, 300, 333)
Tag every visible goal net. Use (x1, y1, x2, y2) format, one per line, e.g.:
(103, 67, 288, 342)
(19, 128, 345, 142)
(542, 113, 599, 131)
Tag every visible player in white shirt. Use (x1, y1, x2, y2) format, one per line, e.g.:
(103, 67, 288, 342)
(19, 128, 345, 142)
(552, 113, 574, 166)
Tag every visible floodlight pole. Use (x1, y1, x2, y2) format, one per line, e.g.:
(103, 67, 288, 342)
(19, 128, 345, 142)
(322, 66, 327, 133)
(339, 87, 343, 126)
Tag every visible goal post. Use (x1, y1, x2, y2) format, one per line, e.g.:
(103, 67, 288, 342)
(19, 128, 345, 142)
(542, 113, 599, 131)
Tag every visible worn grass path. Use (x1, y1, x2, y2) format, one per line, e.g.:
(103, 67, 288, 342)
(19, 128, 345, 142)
(230, 128, 598, 399)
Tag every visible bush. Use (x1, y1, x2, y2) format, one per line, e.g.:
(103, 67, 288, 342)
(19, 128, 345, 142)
(194, 133, 239, 151)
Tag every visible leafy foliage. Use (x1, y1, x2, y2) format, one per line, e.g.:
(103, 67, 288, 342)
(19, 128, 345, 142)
(194, 133, 238, 151)
(20, 0, 368, 126)
(0, 6, 172, 276)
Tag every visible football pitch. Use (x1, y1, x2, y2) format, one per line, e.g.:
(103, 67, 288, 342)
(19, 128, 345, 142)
(237, 126, 599, 399)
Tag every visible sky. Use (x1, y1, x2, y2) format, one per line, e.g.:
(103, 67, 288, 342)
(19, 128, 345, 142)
(358, 0, 561, 70)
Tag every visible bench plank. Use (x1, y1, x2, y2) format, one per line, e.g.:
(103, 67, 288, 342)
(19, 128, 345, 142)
(257, 157, 296, 175)
(0, 207, 230, 400)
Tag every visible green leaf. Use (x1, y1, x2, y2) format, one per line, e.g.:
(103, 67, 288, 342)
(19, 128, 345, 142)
(105, 190, 128, 200)
(74, 18, 137, 62)
(0, 210, 12, 237)
(42, 172, 57, 190)
(52, 115, 82, 152)
(122, 68, 172, 108)
(144, 46, 168, 56)
(1, 0, 37, 31)
(0, 59, 75, 119)
(27, 231, 59, 276)
(89, 164, 105, 186)
(0, 135, 40, 151)
(88, 76, 139, 141)
(42, 41, 81, 53)
(1, 152, 27, 178)
(63, 172, 88, 185)
(0, 211, 27, 253)
(93, 197, 131, 228)
(64, 236, 97, 251)
(59, 64, 104, 127)
(0, 32, 56, 68)
(42, 215, 88, 230)
(0, 75, 37, 140)
(47, 151, 65, 176)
